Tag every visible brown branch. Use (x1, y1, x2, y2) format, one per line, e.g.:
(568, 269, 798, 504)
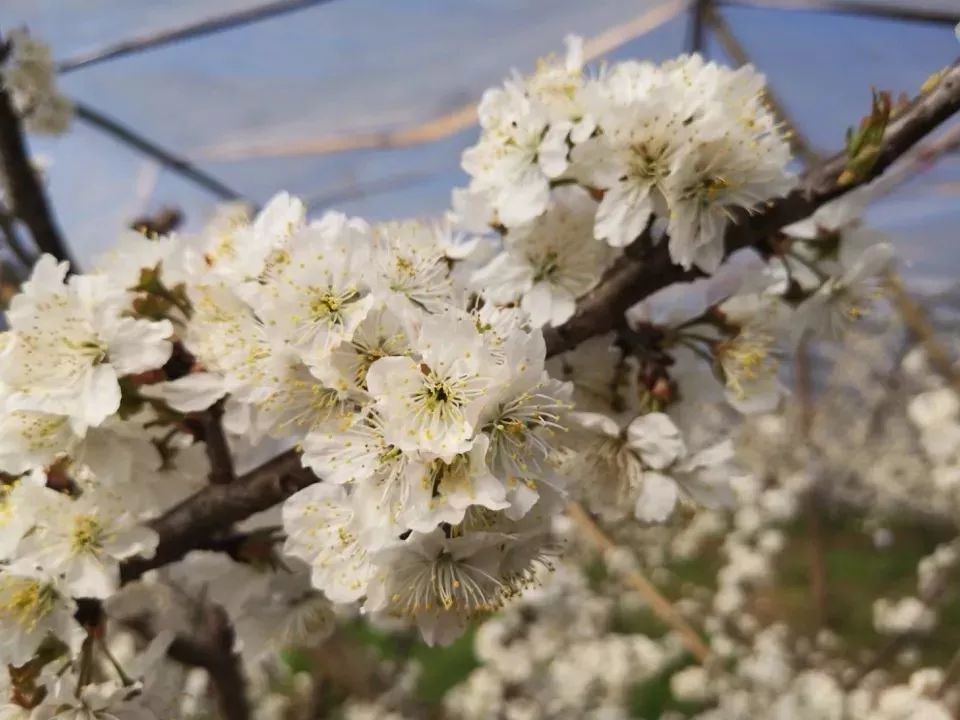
(196, 0, 689, 162)
(198, 401, 236, 486)
(0, 202, 36, 269)
(885, 270, 960, 393)
(567, 501, 712, 662)
(120, 57, 960, 584)
(0, 48, 75, 267)
(544, 56, 960, 357)
(125, 606, 250, 720)
(705, 2, 822, 164)
(119, 450, 309, 584)
(719, 0, 960, 26)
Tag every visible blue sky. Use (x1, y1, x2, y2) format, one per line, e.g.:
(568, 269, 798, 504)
(4, 0, 959, 286)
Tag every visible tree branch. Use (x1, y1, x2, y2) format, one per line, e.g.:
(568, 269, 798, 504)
(197, 400, 237, 486)
(120, 57, 960, 583)
(567, 500, 712, 662)
(0, 50, 75, 267)
(120, 450, 309, 584)
(125, 605, 250, 720)
(543, 57, 960, 357)
(0, 202, 36, 269)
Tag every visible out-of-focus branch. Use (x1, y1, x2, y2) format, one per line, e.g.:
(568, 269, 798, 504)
(885, 270, 960, 393)
(73, 102, 245, 203)
(119, 58, 960, 584)
(0, 45, 74, 267)
(0, 202, 36, 269)
(56, 0, 337, 74)
(567, 501, 712, 662)
(704, 2, 821, 164)
(126, 605, 250, 720)
(719, 0, 960, 26)
(846, 553, 956, 690)
(543, 57, 960, 357)
(688, 0, 709, 54)
(196, 0, 689, 162)
(866, 122, 960, 201)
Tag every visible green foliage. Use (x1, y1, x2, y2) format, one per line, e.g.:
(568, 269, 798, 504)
(628, 659, 709, 719)
(839, 89, 892, 186)
(346, 621, 479, 706)
(411, 629, 480, 704)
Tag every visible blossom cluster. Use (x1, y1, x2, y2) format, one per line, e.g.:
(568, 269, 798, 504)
(455, 35, 796, 332)
(0, 30, 915, 719)
(348, 346, 960, 719)
(0, 30, 72, 135)
(0, 188, 573, 713)
(142, 194, 572, 646)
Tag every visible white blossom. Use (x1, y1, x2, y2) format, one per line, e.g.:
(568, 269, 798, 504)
(0, 256, 172, 431)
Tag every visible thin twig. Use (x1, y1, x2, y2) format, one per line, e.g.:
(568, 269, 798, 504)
(566, 500, 712, 662)
(719, 0, 959, 26)
(937, 647, 960, 698)
(56, 0, 339, 74)
(885, 269, 960, 393)
(847, 552, 956, 690)
(196, 0, 690, 161)
(705, 2, 822, 164)
(73, 102, 245, 203)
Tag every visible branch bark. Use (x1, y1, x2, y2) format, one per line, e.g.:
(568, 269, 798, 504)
(567, 500, 712, 662)
(120, 57, 960, 584)
(198, 400, 237, 486)
(120, 450, 309, 584)
(126, 605, 251, 720)
(543, 56, 960, 357)
(0, 41, 75, 266)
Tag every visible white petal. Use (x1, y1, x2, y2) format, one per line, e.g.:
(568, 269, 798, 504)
(634, 472, 679, 522)
(497, 167, 550, 227)
(595, 183, 652, 247)
(569, 411, 621, 438)
(626, 412, 685, 470)
(107, 318, 173, 375)
(537, 122, 572, 178)
(139, 373, 227, 413)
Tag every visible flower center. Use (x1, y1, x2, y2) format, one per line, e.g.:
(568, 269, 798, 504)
(701, 175, 730, 201)
(308, 288, 358, 321)
(70, 514, 105, 554)
(628, 142, 669, 183)
(389, 552, 503, 616)
(532, 250, 561, 283)
(0, 578, 59, 630)
(63, 337, 108, 364)
(717, 330, 777, 398)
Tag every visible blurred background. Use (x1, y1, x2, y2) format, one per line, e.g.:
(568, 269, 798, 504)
(2, 0, 959, 287)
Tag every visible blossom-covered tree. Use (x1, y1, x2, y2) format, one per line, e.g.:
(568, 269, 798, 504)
(0, 23, 959, 720)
